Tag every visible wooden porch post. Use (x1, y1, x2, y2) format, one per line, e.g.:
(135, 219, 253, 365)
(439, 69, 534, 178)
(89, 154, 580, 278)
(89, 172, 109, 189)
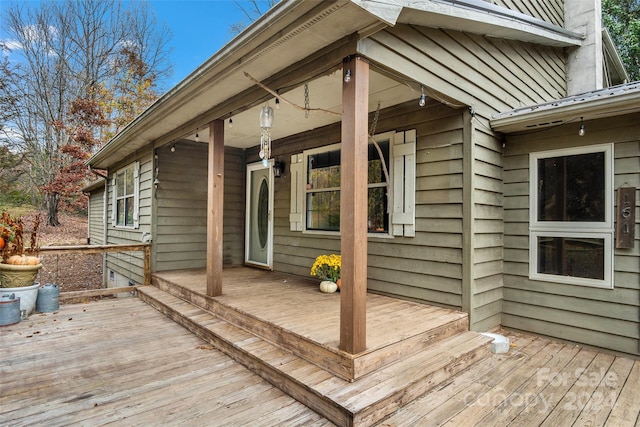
(207, 119, 225, 297)
(340, 56, 369, 354)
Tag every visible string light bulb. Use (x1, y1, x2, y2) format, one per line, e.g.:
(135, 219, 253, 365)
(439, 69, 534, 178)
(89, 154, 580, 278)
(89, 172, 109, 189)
(344, 68, 351, 83)
(195, 129, 199, 142)
(418, 85, 426, 107)
(170, 144, 176, 153)
(578, 117, 585, 136)
(229, 117, 233, 128)
(275, 95, 280, 110)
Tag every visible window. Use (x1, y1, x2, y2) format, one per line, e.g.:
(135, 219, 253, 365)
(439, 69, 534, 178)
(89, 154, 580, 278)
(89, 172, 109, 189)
(529, 144, 613, 288)
(304, 140, 390, 234)
(112, 162, 140, 228)
(289, 130, 415, 237)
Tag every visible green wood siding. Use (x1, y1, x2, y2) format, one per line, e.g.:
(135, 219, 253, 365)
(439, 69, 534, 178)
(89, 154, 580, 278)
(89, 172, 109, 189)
(491, 0, 564, 27)
(105, 150, 153, 285)
(88, 186, 105, 245)
(359, 25, 566, 122)
(154, 142, 245, 271)
(503, 114, 640, 356)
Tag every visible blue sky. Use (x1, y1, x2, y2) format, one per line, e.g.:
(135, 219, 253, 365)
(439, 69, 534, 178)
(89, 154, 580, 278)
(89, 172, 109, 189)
(150, 0, 248, 86)
(0, 0, 252, 88)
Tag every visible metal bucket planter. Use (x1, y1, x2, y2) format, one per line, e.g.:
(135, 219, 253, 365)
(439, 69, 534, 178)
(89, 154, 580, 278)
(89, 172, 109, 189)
(37, 283, 59, 312)
(0, 263, 43, 289)
(0, 283, 40, 317)
(0, 293, 21, 326)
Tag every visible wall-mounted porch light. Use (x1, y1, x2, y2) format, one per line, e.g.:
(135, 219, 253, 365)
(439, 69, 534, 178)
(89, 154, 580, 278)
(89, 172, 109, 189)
(273, 159, 285, 178)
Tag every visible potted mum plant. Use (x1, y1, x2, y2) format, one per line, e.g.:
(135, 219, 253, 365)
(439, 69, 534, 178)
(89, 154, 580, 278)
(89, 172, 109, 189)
(0, 211, 43, 317)
(310, 254, 341, 293)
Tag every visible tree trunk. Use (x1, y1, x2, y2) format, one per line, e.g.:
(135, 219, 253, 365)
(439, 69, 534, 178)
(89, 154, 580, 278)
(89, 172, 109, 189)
(46, 193, 60, 226)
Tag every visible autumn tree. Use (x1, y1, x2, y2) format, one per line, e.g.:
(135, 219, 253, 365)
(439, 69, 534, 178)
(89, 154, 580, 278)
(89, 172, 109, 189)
(0, 0, 172, 225)
(230, 0, 280, 34)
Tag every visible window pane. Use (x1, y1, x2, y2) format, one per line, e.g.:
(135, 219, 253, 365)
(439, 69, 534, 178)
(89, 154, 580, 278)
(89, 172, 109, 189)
(537, 152, 605, 222)
(368, 141, 389, 184)
(537, 236, 604, 280)
(117, 199, 125, 225)
(117, 172, 125, 196)
(368, 187, 388, 233)
(125, 167, 134, 195)
(125, 196, 134, 226)
(308, 149, 340, 190)
(306, 191, 340, 231)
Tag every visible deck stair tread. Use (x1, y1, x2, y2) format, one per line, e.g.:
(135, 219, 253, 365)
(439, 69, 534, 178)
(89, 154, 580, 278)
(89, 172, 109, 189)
(138, 285, 492, 426)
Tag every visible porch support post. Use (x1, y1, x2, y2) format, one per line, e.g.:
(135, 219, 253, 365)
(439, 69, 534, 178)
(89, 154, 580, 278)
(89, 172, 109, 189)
(207, 119, 225, 297)
(339, 56, 368, 354)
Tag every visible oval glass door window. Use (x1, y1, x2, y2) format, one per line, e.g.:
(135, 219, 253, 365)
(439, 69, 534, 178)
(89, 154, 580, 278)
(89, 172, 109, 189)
(257, 178, 269, 249)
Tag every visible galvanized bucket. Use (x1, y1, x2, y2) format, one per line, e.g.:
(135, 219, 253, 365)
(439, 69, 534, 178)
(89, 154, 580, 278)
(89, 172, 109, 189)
(0, 293, 21, 326)
(36, 283, 59, 313)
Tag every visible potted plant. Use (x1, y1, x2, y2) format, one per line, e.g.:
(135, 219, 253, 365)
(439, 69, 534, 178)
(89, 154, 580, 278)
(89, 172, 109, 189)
(310, 254, 341, 293)
(0, 211, 42, 317)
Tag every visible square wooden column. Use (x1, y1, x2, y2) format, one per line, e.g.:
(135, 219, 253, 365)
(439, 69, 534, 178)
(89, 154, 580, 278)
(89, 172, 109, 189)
(340, 56, 369, 354)
(207, 119, 224, 297)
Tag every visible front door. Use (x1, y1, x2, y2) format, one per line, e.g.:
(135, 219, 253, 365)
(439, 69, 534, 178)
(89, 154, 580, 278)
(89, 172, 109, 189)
(245, 161, 274, 269)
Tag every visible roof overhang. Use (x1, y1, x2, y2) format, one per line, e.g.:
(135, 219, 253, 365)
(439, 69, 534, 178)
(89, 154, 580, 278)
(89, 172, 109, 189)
(353, 0, 583, 47)
(491, 82, 640, 133)
(88, 0, 586, 169)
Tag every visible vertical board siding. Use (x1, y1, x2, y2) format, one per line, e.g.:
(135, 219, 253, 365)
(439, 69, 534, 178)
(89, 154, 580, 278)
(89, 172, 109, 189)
(155, 142, 245, 272)
(360, 25, 566, 121)
(491, 0, 564, 27)
(263, 101, 466, 310)
(502, 115, 640, 356)
(105, 151, 153, 285)
(88, 186, 105, 245)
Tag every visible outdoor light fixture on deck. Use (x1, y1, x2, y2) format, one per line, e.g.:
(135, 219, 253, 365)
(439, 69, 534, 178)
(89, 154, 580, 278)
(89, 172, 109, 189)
(578, 117, 585, 136)
(259, 104, 274, 167)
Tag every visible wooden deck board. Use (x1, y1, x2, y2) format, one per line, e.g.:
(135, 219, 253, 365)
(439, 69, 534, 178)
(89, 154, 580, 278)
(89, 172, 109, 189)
(1, 297, 638, 426)
(153, 268, 464, 352)
(0, 298, 333, 426)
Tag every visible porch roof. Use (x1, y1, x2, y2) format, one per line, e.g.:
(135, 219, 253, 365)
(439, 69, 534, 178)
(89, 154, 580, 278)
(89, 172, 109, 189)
(490, 81, 640, 133)
(88, 0, 583, 170)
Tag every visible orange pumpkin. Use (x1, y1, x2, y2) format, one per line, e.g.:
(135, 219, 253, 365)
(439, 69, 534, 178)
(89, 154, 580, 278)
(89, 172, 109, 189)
(7, 255, 23, 265)
(0, 237, 4, 250)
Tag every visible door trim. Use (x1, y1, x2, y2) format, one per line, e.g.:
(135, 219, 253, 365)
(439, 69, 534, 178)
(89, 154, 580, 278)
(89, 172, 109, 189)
(244, 160, 274, 270)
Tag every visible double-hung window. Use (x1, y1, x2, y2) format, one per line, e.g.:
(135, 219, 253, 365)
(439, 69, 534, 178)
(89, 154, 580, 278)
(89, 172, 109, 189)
(529, 144, 613, 288)
(112, 162, 140, 228)
(289, 130, 415, 237)
(304, 140, 390, 234)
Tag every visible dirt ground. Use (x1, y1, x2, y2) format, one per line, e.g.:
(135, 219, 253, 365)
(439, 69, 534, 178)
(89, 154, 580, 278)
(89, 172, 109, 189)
(22, 211, 104, 292)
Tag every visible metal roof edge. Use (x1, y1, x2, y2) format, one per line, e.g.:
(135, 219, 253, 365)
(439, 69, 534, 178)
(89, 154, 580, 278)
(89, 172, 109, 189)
(491, 82, 640, 133)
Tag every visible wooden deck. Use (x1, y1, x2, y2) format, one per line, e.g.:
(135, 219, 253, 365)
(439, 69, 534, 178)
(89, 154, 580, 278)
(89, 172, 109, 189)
(149, 267, 473, 380)
(1, 296, 638, 426)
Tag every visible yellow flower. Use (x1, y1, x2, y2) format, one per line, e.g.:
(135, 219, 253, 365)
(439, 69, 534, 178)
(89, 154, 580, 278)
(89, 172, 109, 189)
(310, 254, 341, 282)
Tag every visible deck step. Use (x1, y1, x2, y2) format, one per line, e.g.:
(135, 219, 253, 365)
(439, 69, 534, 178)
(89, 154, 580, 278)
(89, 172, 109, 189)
(152, 274, 470, 382)
(138, 286, 491, 427)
